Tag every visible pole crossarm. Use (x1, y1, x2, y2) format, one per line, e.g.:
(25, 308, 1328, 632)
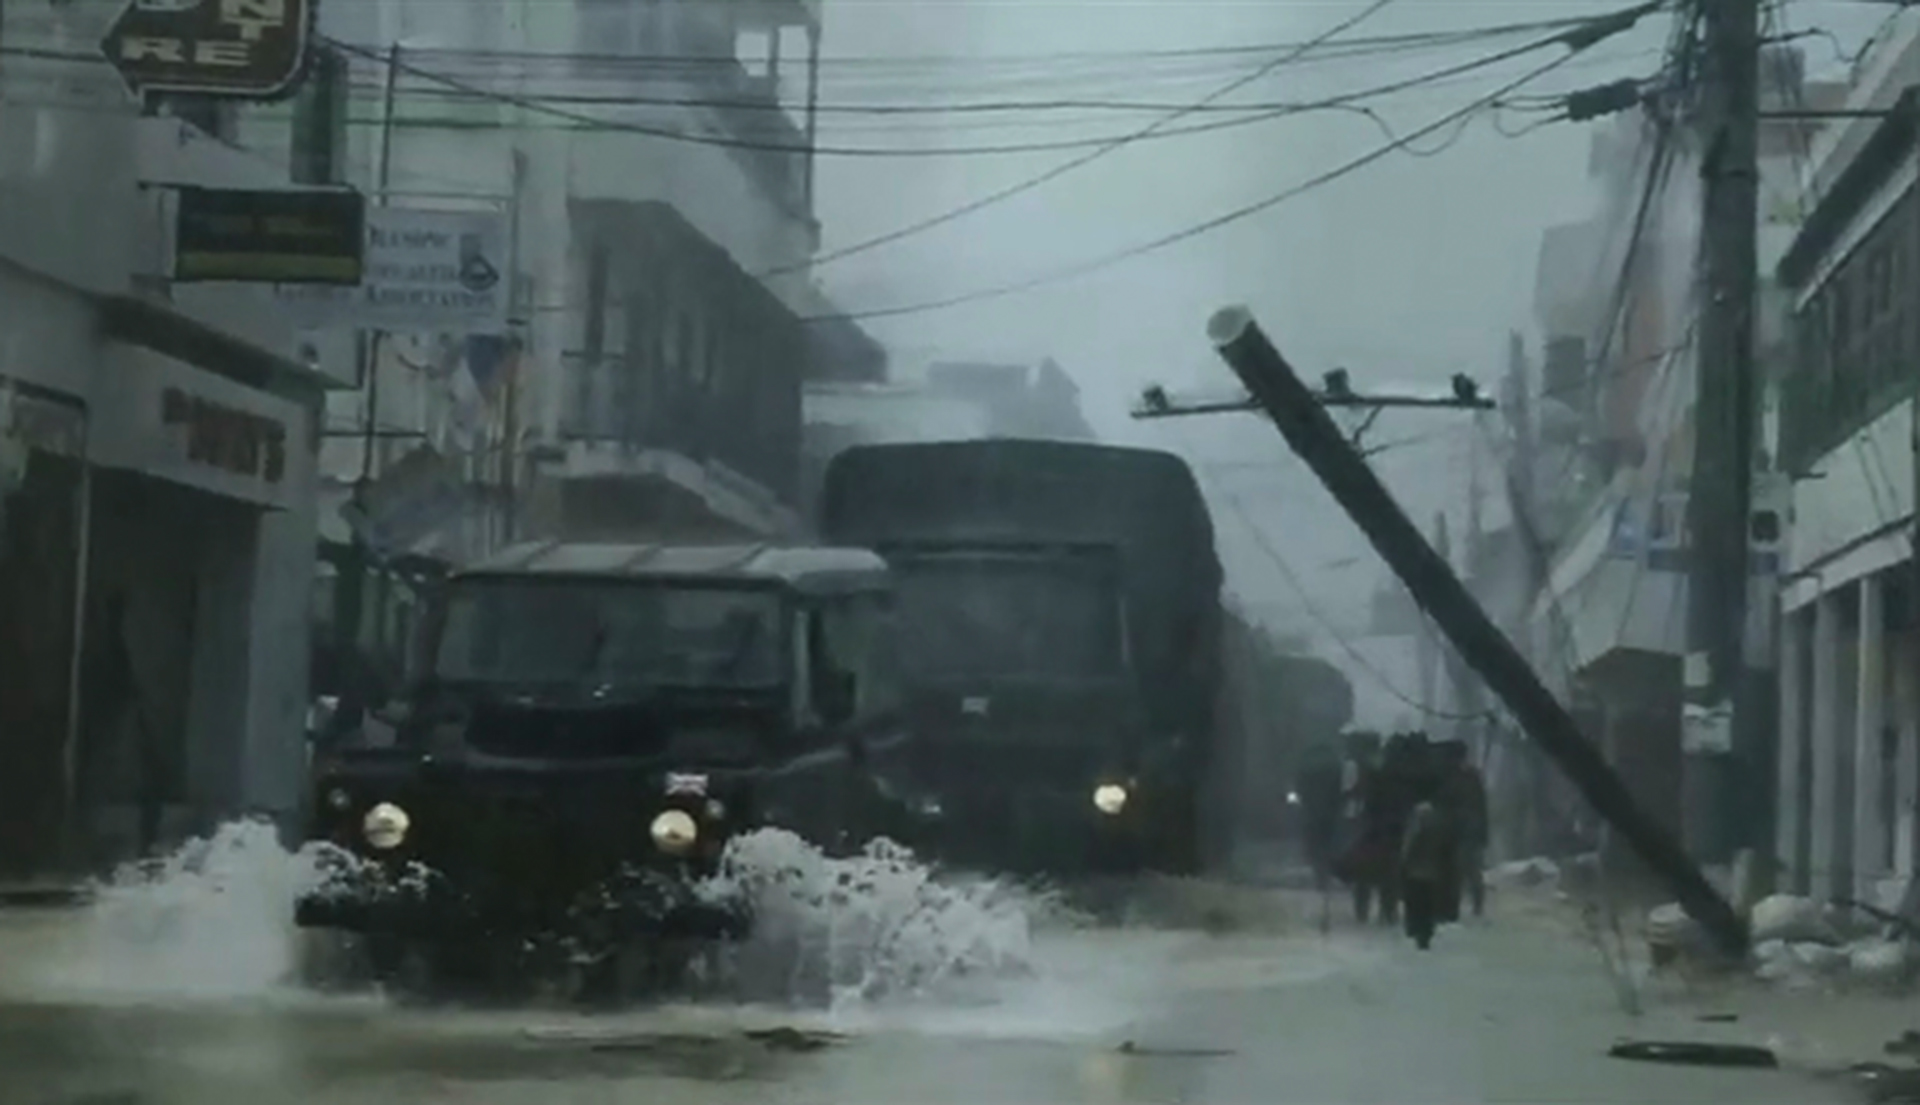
(1132, 379, 1496, 421)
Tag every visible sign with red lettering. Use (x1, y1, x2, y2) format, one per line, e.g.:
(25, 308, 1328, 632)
(100, 0, 313, 102)
(160, 386, 287, 485)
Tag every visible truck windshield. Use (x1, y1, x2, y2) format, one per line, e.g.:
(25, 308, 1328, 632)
(891, 552, 1123, 680)
(432, 579, 785, 689)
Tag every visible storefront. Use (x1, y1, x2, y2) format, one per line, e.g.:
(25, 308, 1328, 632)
(0, 381, 89, 878)
(79, 344, 316, 863)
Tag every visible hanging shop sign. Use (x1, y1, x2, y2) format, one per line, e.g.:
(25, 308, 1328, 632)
(101, 0, 315, 102)
(273, 207, 511, 333)
(172, 185, 366, 285)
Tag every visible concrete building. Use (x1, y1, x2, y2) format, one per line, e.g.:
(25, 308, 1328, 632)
(0, 2, 346, 873)
(1771, 15, 1920, 908)
(245, 0, 878, 690)
(270, 0, 848, 555)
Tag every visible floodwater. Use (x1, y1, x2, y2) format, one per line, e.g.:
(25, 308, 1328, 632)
(0, 824, 1860, 1105)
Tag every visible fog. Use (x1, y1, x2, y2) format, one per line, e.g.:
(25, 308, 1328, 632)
(808, 0, 1892, 727)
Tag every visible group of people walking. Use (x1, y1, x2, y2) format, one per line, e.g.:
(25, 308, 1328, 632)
(1297, 730, 1490, 950)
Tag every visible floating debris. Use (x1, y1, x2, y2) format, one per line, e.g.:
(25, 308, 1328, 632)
(1115, 1040, 1236, 1058)
(1607, 1040, 1778, 1068)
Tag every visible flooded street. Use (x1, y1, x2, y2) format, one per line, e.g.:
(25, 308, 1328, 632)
(0, 826, 1862, 1105)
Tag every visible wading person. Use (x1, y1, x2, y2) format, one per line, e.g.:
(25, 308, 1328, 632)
(1400, 798, 1451, 950)
(1435, 739, 1490, 920)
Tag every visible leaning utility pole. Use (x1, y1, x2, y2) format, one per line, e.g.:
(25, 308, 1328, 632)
(1207, 307, 1747, 957)
(1422, 512, 1450, 722)
(1686, 0, 1766, 867)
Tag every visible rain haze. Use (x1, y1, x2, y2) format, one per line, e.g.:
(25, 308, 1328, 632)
(0, 0, 1915, 1099)
(814, 0, 1891, 728)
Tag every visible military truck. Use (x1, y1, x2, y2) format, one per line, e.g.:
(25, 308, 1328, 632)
(820, 439, 1225, 876)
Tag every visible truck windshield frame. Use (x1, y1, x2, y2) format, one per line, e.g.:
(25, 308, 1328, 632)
(430, 576, 789, 691)
(888, 547, 1126, 681)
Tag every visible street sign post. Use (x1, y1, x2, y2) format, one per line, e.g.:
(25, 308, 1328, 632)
(99, 0, 314, 102)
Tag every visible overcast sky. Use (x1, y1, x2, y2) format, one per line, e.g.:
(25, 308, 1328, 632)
(804, 0, 1893, 727)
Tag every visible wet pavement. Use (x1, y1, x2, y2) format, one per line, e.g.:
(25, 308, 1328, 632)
(0, 897, 1865, 1105)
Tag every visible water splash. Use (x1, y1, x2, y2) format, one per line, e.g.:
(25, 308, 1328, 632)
(704, 829, 1062, 1009)
(31, 819, 344, 1004)
(17, 821, 1061, 1013)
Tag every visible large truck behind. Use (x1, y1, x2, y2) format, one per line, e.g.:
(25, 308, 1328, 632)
(819, 439, 1223, 876)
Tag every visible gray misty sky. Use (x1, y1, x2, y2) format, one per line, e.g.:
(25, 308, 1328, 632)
(805, 0, 1890, 726)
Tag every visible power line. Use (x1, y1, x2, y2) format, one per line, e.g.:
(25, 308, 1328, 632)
(778, 12, 1670, 276)
(797, 33, 1616, 325)
(329, 33, 1470, 159)
(312, 13, 1634, 72)
(764, 0, 1396, 275)
(1219, 491, 1494, 722)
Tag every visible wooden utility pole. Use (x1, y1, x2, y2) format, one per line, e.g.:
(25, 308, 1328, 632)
(1423, 512, 1449, 722)
(1686, 0, 1767, 864)
(1455, 445, 1492, 753)
(1206, 306, 1747, 957)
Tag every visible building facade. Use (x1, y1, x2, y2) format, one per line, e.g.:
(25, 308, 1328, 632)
(306, 0, 835, 550)
(0, 1, 342, 873)
(254, 0, 875, 696)
(1771, 18, 1920, 908)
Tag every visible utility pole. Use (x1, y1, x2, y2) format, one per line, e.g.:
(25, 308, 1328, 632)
(1686, 0, 1765, 868)
(1423, 512, 1449, 722)
(1456, 443, 1492, 754)
(1205, 307, 1747, 957)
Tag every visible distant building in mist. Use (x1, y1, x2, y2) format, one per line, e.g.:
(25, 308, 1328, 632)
(798, 356, 1098, 525)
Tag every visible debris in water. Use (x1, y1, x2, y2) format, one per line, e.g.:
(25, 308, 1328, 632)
(743, 1026, 846, 1052)
(1607, 1040, 1779, 1068)
(1116, 1040, 1236, 1058)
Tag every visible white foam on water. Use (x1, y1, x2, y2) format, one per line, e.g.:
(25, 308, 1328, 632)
(702, 828, 1066, 1010)
(19, 820, 1069, 1018)
(26, 819, 351, 1006)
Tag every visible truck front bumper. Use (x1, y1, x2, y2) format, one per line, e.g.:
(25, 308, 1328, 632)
(294, 861, 751, 943)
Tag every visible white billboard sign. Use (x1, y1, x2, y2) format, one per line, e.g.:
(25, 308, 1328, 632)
(273, 207, 510, 333)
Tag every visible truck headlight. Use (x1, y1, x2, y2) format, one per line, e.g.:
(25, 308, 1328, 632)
(651, 809, 699, 854)
(362, 802, 410, 850)
(1092, 784, 1129, 816)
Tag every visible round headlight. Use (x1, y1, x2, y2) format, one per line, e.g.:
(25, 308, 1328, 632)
(651, 809, 699, 854)
(1092, 784, 1129, 816)
(362, 802, 410, 850)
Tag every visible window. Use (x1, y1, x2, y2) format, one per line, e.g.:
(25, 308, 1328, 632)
(434, 580, 785, 689)
(807, 592, 902, 720)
